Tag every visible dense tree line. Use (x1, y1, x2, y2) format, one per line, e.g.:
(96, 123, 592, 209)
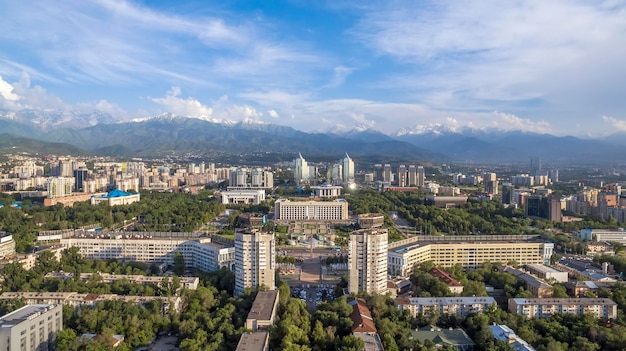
(0, 191, 225, 253)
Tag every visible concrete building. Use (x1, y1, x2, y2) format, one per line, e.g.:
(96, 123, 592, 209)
(341, 154, 355, 184)
(349, 229, 388, 295)
(525, 264, 568, 283)
(0, 232, 16, 259)
(357, 213, 385, 229)
(311, 184, 342, 198)
(235, 331, 269, 351)
(235, 230, 276, 296)
(274, 199, 349, 221)
(46, 176, 74, 198)
(221, 190, 266, 205)
(0, 304, 63, 351)
(245, 290, 279, 331)
(499, 266, 553, 298)
(293, 153, 310, 184)
(388, 236, 554, 277)
(44, 272, 199, 290)
(396, 297, 497, 318)
(0, 292, 181, 313)
(579, 228, 626, 243)
(60, 232, 234, 273)
(90, 189, 141, 206)
(417, 166, 425, 187)
(489, 325, 536, 351)
(508, 298, 617, 319)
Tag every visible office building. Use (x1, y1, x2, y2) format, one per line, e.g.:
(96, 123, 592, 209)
(579, 228, 626, 243)
(311, 184, 342, 198)
(341, 153, 355, 184)
(349, 229, 388, 294)
(245, 290, 279, 331)
(388, 236, 554, 277)
(508, 298, 617, 319)
(293, 153, 310, 184)
(525, 264, 568, 283)
(530, 157, 541, 174)
(221, 190, 266, 205)
(73, 168, 89, 192)
(525, 195, 562, 222)
(502, 182, 514, 205)
(274, 199, 349, 221)
(396, 297, 496, 318)
(235, 230, 276, 296)
(373, 164, 383, 182)
(0, 304, 63, 351)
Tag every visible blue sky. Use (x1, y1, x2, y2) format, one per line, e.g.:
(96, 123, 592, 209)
(1, 0, 625, 136)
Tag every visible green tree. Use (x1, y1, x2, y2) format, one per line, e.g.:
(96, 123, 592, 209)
(173, 252, 185, 276)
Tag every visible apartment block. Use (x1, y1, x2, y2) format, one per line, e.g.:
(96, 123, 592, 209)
(0, 304, 63, 351)
(508, 298, 617, 319)
(235, 230, 276, 296)
(235, 331, 269, 351)
(349, 229, 388, 295)
(274, 198, 349, 221)
(245, 290, 279, 331)
(396, 297, 496, 318)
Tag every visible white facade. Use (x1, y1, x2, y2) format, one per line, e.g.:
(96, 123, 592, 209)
(60, 234, 233, 273)
(221, 190, 266, 205)
(349, 229, 388, 294)
(509, 298, 617, 319)
(579, 228, 626, 243)
(341, 154, 354, 184)
(525, 264, 569, 283)
(293, 153, 309, 184)
(46, 177, 74, 198)
(235, 231, 276, 296)
(396, 297, 496, 317)
(0, 304, 63, 351)
(274, 199, 349, 221)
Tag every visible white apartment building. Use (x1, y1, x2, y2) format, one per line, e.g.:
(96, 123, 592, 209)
(396, 297, 497, 318)
(0, 232, 16, 259)
(274, 199, 349, 221)
(508, 298, 617, 319)
(0, 304, 63, 351)
(46, 177, 74, 198)
(349, 229, 388, 295)
(60, 233, 234, 272)
(235, 231, 276, 296)
(221, 190, 266, 205)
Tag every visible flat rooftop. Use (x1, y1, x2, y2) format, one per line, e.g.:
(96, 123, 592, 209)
(247, 290, 279, 322)
(0, 304, 56, 327)
(235, 332, 269, 351)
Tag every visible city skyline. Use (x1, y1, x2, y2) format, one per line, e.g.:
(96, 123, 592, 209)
(0, 1, 625, 137)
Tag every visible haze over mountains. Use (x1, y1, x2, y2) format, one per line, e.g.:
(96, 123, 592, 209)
(1, 110, 625, 165)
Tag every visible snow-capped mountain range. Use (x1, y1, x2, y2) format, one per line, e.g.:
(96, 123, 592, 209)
(2, 109, 626, 164)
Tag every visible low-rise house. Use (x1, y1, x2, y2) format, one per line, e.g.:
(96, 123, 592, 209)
(411, 325, 474, 351)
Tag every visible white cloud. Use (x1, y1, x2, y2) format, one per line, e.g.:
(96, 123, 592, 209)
(267, 109, 280, 119)
(602, 116, 626, 132)
(328, 66, 353, 87)
(0, 75, 19, 101)
(489, 112, 551, 134)
(149, 87, 213, 118)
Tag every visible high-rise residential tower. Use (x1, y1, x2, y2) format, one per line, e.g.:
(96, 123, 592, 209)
(293, 153, 309, 184)
(341, 153, 355, 184)
(348, 228, 388, 295)
(417, 166, 425, 187)
(235, 230, 276, 296)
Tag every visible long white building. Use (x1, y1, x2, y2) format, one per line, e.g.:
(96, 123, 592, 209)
(349, 229, 388, 295)
(221, 190, 266, 205)
(60, 233, 234, 272)
(235, 230, 276, 296)
(508, 298, 617, 319)
(388, 236, 554, 277)
(274, 198, 349, 221)
(396, 297, 497, 318)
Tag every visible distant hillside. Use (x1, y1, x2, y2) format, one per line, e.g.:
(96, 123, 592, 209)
(41, 116, 438, 161)
(0, 133, 91, 156)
